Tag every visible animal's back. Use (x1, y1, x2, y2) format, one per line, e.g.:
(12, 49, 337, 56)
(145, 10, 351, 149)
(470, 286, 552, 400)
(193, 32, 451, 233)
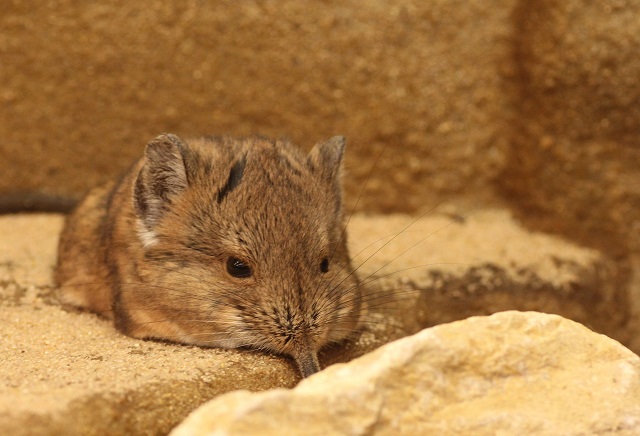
(56, 181, 117, 317)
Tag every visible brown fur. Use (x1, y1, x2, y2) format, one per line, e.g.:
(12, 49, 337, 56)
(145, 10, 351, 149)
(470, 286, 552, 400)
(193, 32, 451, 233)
(56, 134, 364, 377)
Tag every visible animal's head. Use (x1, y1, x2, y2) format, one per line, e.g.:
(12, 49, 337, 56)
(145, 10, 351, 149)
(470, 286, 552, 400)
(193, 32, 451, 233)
(132, 134, 363, 377)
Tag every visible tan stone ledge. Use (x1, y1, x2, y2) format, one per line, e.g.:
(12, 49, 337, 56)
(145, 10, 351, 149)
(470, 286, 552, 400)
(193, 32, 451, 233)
(348, 209, 625, 342)
(0, 210, 629, 435)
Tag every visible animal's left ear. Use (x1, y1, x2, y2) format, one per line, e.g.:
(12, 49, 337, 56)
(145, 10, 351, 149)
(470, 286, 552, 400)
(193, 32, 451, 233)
(307, 136, 346, 183)
(134, 133, 189, 230)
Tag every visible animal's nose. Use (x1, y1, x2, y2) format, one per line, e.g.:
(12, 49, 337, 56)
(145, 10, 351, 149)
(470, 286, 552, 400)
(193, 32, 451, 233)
(292, 345, 321, 378)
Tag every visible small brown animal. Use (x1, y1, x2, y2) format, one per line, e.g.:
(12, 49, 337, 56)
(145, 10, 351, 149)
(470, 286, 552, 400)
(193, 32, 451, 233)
(56, 134, 364, 377)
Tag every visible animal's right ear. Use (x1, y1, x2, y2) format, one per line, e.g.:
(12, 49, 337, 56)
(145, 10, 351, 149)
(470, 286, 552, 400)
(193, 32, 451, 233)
(134, 134, 188, 230)
(307, 136, 346, 183)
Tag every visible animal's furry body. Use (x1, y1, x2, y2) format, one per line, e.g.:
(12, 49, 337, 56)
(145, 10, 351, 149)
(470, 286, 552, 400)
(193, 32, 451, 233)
(56, 134, 364, 377)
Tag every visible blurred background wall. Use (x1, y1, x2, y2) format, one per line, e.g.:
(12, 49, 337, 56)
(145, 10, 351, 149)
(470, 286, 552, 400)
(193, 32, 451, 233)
(1, 0, 514, 211)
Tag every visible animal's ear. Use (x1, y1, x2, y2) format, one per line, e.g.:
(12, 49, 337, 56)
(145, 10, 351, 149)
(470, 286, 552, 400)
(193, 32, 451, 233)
(307, 136, 346, 183)
(134, 134, 188, 229)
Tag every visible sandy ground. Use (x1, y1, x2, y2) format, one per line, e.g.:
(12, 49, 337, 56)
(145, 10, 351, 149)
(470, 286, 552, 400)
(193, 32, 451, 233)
(0, 209, 627, 435)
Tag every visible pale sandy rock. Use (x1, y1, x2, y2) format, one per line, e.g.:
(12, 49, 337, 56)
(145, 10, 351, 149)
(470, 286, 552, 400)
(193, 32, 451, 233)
(172, 311, 640, 436)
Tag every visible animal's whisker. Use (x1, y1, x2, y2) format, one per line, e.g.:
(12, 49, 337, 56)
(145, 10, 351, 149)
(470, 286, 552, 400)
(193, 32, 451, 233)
(316, 215, 466, 318)
(322, 204, 447, 306)
(325, 144, 386, 291)
(322, 261, 470, 305)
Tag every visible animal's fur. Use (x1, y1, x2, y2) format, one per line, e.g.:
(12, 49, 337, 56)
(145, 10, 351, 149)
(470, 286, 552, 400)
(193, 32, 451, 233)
(56, 134, 364, 377)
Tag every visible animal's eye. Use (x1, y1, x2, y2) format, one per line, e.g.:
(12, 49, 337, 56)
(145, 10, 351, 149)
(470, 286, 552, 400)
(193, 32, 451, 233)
(320, 257, 329, 273)
(227, 257, 252, 278)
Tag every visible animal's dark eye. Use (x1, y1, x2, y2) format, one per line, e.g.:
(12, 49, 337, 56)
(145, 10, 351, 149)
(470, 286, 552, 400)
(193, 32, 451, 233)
(320, 257, 329, 273)
(227, 257, 252, 278)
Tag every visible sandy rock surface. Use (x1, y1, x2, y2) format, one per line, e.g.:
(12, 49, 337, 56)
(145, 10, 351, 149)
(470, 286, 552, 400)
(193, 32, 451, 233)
(0, 216, 299, 435)
(348, 209, 626, 343)
(0, 210, 630, 434)
(172, 311, 640, 436)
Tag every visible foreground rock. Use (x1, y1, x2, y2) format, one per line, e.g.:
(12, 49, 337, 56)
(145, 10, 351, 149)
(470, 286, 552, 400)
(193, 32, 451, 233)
(172, 311, 640, 436)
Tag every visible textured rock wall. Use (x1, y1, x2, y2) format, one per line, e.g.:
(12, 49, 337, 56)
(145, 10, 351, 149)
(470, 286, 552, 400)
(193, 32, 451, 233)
(0, 0, 513, 211)
(3, 1, 639, 249)
(4, 0, 639, 255)
(506, 0, 640, 255)
(504, 0, 640, 351)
